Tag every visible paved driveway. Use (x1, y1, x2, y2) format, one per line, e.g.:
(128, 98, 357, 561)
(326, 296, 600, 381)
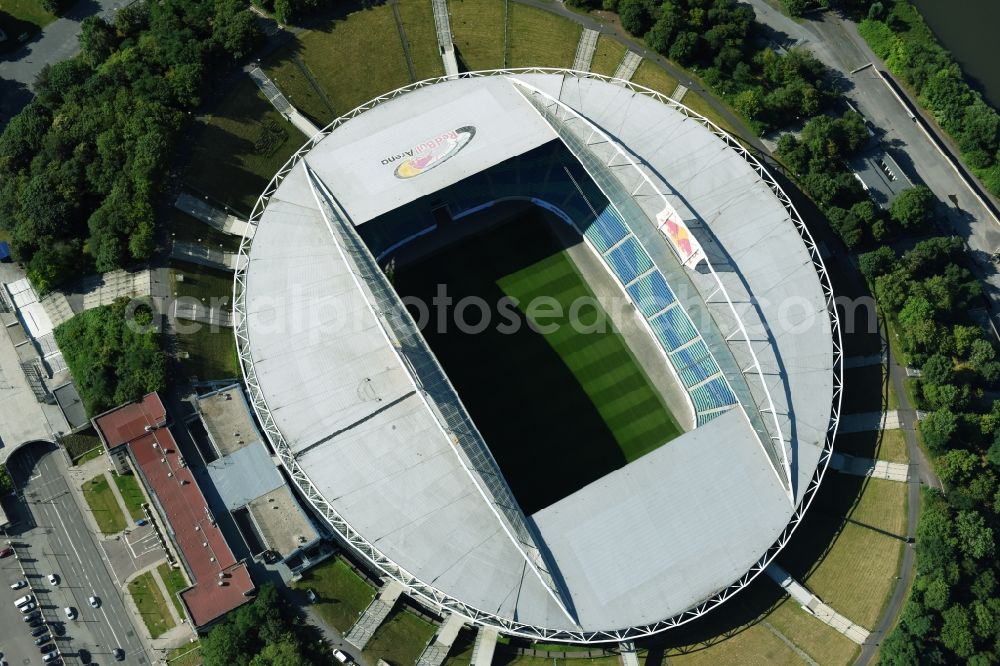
(5, 442, 149, 664)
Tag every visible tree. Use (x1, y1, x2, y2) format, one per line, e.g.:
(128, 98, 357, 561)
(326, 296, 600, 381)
(669, 31, 701, 65)
(858, 246, 896, 281)
(921, 408, 958, 454)
(968, 339, 997, 370)
(890, 185, 935, 229)
(274, 0, 293, 24)
(732, 88, 764, 120)
(923, 353, 955, 386)
(941, 604, 976, 659)
(79, 16, 118, 65)
(618, 0, 653, 36)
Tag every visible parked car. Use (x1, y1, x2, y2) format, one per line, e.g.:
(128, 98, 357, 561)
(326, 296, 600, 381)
(333, 649, 351, 663)
(0, 546, 13, 558)
(39, 642, 56, 653)
(9, 580, 26, 590)
(47, 574, 58, 586)
(64, 607, 76, 620)
(22, 610, 41, 622)
(88, 596, 100, 609)
(42, 652, 59, 663)
(33, 635, 51, 646)
(31, 625, 48, 637)
(27, 617, 43, 628)
(113, 647, 125, 661)
(19, 602, 37, 613)
(14, 594, 34, 607)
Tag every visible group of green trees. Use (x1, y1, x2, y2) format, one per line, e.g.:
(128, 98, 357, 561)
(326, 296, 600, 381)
(201, 583, 329, 666)
(859, 1, 1000, 196)
(860, 239, 1000, 663)
(777, 111, 938, 248)
(566, 0, 835, 133)
(53, 297, 167, 416)
(0, 0, 260, 293)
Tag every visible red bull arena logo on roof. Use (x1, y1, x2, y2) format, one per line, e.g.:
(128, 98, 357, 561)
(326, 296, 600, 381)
(384, 126, 477, 179)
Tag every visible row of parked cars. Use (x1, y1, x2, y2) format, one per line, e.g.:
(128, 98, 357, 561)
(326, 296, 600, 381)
(12, 592, 61, 664)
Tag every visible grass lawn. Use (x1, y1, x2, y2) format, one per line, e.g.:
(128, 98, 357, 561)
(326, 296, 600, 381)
(588, 35, 627, 77)
(840, 364, 885, 414)
(292, 557, 376, 632)
(0, 0, 55, 44)
(397, 0, 445, 80)
(498, 658, 623, 666)
(82, 474, 128, 535)
(681, 90, 746, 139)
(834, 428, 908, 464)
(507, 3, 581, 68)
(167, 208, 241, 253)
(263, 48, 335, 128)
(667, 623, 803, 665)
(129, 570, 176, 639)
(277, 6, 411, 117)
(170, 264, 234, 306)
(157, 562, 190, 619)
(630, 59, 679, 96)
(186, 79, 302, 212)
(498, 252, 682, 463)
(849, 476, 908, 536)
(363, 608, 437, 666)
(175, 323, 241, 381)
(765, 597, 860, 665)
(166, 642, 202, 666)
(804, 522, 904, 629)
(450, 0, 505, 71)
(112, 472, 146, 521)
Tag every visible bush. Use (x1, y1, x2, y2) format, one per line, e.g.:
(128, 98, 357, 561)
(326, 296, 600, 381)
(54, 298, 167, 416)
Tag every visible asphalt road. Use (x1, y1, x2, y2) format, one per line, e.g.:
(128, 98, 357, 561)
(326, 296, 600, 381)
(6, 443, 148, 665)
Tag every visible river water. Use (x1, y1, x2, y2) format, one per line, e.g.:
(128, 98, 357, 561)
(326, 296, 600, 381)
(910, 0, 1000, 110)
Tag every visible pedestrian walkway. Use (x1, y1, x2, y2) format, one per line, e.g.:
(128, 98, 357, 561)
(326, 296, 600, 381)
(838, 410, 901, 433)
(470, 625, 498, 666)
(417, 613, 466, 666)
(844, 352, 885, 369)
(572, 29, 599, 72)
(344, 579, 404, 649)
(830, 452, 909, 482)
(766, 564, 871, 645)
(247, 65, 321, 138)
(174, 193, 254, 239)
(669, 82, 689, 102)
(173, 300, 233, 328)
(618, 643, 640, 666)
(613, 51, 642, 82)
(431, 0, 459, 76)
(170, 241, 236, 271)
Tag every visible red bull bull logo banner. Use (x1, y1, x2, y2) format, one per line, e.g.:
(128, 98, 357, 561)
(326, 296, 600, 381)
(656, 208, 705, 268)
(382, 126, 477, 179)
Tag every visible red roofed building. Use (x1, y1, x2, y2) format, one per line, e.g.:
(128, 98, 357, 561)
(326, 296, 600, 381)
(93, 393, 256, 628)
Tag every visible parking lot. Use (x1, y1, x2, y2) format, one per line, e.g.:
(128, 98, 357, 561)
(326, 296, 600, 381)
(2, 442, 149, 665)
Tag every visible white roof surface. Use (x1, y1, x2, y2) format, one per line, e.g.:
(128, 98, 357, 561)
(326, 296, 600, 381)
(241, 74, 834, 634)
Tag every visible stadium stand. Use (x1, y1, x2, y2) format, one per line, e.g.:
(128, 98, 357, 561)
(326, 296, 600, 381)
(359, 139, 739, 424)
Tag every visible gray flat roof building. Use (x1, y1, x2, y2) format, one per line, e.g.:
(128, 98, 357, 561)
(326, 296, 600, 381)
(235, 72, 841, 642)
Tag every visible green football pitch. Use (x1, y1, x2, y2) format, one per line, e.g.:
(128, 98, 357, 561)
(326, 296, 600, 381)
(393, 206, 682, 512)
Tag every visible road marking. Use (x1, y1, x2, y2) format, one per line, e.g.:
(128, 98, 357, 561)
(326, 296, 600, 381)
(98, 540, 122, 587)
(101, 606, 123, 647)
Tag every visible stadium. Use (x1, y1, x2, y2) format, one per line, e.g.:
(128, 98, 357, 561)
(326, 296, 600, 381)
(233, 69, 843, 643)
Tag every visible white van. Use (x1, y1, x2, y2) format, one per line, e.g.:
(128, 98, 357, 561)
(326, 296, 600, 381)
(14, 594, 33, 607)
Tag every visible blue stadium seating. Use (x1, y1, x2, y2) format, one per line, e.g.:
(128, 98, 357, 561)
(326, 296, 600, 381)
(690, 376, 737, 414)
(606, 238, 654, 285)
(582, 205, 629, 253)
(626, 272, 675, 318)
(649, 307, 697, 350)
(671, 340, 721, 387)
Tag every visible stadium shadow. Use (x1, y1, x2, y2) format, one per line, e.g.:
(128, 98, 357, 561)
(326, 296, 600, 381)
(392, 204, 633, 514)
